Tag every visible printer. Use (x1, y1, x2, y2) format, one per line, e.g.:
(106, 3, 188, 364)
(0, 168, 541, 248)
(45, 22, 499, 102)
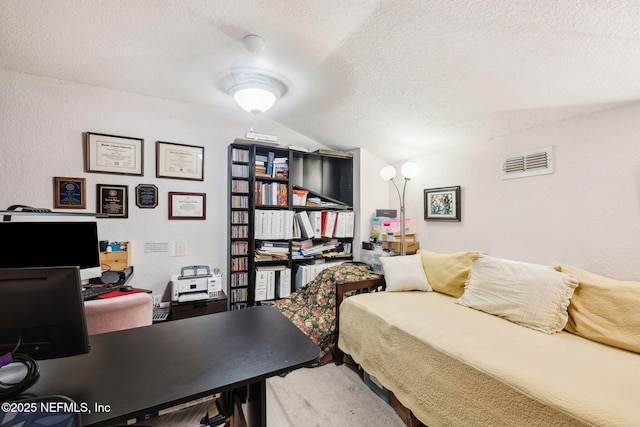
(170, 265, 222, 303)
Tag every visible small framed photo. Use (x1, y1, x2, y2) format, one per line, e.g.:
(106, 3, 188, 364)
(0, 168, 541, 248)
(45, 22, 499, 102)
(53, 177, 86, 209)
(156, 141, 204, 181)
(85, 132, 144, 176)
(97, 184, 129, 218)
(135, 184, 158, 209)
(169, 192, 206, 220)
(424, 186, 461, 221)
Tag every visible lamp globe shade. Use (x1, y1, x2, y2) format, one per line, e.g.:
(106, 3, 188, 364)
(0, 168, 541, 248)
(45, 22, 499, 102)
(401, 162, 418, 179)
(380, 165, 397, 181)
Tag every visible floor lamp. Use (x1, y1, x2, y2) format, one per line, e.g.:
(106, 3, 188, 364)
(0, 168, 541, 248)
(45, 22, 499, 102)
(380, 162, 418, 256)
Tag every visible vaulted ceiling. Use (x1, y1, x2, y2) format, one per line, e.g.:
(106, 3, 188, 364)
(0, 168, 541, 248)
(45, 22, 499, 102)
(2, 1, 639, 161)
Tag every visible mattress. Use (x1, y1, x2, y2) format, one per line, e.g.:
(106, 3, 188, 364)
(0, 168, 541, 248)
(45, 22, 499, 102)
(338, 291, 640, 427)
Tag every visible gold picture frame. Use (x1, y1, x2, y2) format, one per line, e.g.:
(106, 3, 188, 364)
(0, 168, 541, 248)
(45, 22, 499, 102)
(53, 177, 86, 209)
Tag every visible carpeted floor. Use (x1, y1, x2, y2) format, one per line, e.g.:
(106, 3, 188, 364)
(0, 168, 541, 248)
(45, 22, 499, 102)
(266, 363, 406, 427)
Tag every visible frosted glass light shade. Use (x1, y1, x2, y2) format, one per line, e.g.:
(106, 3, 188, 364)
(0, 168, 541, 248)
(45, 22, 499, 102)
(380, 165, 397, 181)
(401, 162, 418, 179)
(231, 86, 277, 113)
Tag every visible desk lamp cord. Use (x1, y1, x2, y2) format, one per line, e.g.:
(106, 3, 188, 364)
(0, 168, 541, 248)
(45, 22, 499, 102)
(0, 337, 40, 400)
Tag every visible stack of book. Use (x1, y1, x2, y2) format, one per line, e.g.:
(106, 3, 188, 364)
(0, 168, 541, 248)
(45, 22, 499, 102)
(255, 152, 288, 178)
(255, 241, 289, 262)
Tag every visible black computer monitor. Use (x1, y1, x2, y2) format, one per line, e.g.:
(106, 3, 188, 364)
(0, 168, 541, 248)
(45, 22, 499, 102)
(0, 221, 102, 283)
(0, 266, 90, 360)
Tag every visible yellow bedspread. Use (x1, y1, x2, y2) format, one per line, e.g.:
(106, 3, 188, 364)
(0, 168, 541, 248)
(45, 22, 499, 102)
(338, 291, 640, 427)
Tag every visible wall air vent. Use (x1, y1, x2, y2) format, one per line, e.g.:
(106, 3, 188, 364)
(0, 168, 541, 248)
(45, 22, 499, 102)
(501, 146, 553, 180)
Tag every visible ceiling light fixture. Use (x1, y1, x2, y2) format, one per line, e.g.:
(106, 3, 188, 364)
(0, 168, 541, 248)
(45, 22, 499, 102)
(229, 72, 284, 114)
(228, 35, 288, 114)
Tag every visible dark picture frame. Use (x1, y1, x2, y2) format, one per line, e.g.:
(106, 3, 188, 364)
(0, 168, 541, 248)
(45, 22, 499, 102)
(168, 192, 206, 220)
(424, 186, 461, 221)
(97, 184, 129, 218)
(53, 177, 86, 209)
(85, 132, 144, 176)
(156, 141, 204, 181)
(135, 184, 158, 209)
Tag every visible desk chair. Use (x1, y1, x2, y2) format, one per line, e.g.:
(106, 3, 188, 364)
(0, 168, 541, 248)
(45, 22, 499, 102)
(84, 292, 153, 335)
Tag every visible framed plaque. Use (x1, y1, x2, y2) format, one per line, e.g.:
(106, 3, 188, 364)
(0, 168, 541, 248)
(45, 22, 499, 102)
(168, 192, 206, 220)
(156, 141, 204, 181)
(97, 184, 129, 218)
(85, 132, 144, 176)
(135, 184, 158, 209)
(53, 177, 86, 209)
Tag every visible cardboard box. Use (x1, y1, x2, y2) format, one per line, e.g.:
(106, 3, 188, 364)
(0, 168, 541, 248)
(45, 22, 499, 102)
(381, 233, 416, 242)
(382, 241, 420, 254)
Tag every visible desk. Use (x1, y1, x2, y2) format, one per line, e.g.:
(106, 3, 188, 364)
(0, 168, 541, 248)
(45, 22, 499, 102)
(27, 306, 319, 427)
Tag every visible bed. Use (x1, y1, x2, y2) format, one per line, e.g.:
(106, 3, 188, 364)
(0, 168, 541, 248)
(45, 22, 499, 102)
(336, 251, 640, 426)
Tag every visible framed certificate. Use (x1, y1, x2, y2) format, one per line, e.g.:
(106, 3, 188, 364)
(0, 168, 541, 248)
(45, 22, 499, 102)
(168, 192, 206, 220)
(97, 184, 129, 218)
(156, 141, 204, 181)
(53, 177, 86, 209)
(85, 132, 144, 176)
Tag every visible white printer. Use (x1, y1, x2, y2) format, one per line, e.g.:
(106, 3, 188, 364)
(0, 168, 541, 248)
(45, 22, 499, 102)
(170, 265, 222, 303)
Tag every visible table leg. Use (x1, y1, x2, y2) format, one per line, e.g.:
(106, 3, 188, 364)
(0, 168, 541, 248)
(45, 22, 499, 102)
(246, 379, 266, 427)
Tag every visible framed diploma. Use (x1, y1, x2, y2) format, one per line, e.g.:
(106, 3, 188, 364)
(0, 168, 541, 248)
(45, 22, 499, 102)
(168, 192, 206, 220)
(135, 184, 158, 209)
(53, 177, 86, 209)
(156, 141, 204, 181)
(97, 184, 129, 218)
(85, 132, 144, 176)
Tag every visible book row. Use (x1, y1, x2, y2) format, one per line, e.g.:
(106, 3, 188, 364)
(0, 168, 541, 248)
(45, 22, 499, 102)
(231, 148, 250, 162)
(255, 181, 287, 206)
(255, 266, 292, 301)
(253, 209, 355, 240)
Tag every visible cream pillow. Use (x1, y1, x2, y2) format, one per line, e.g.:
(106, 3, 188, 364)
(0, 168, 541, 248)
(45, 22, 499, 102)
(456, 255, 578, 334)
(419, 249, 482, 297)
(554, 263, 640, 353)
(381, 254, 432, 292)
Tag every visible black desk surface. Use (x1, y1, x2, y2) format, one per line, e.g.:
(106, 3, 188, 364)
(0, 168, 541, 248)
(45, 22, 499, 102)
(27, 306, 320, 426)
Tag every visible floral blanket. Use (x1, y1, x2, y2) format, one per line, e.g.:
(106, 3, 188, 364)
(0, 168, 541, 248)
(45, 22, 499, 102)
(271, 262, 381, 366)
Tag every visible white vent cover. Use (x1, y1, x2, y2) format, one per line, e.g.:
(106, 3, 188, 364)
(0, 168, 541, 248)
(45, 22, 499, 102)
(501, 146, 553, 180)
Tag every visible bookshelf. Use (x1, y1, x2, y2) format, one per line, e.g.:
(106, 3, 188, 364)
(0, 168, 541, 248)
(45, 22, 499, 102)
(227, 141, 354, 310)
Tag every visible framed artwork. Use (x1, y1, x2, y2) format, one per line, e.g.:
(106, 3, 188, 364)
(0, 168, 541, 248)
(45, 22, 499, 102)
(97, 184, 129, 218)
(169, 192, 206, 220)
(156, 141, 204, 181)
(85, 132, 144, 176)
(53, 177, 86, 209)
(135, 184, 158, 209)
(424, 186, 461, 221)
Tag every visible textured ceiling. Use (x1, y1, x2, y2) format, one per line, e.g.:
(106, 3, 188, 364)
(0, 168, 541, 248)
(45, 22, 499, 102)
(1, 0, 639, 161)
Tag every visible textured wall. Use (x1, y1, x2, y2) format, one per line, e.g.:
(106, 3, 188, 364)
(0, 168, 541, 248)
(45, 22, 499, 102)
(403, 102, 640, 280)
(0, 70, 327, 299)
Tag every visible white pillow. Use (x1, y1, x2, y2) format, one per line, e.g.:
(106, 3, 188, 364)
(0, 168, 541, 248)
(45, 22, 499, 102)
(456, 255, 578, 334)
(381, 254, 432, 292)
